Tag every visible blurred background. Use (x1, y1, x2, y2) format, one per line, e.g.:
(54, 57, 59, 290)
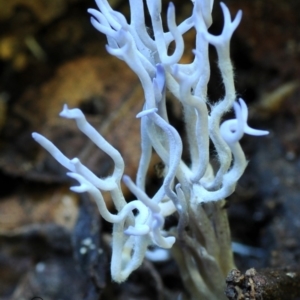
(0, 0, 299, 299)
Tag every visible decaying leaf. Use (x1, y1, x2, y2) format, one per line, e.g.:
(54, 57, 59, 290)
(0, 53, 143, 186)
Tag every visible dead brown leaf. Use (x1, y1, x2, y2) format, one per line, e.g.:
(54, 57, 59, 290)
(0, 52, 143, 186)
(0, 184, 78, 233)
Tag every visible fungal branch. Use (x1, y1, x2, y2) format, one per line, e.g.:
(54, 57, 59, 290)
(32, 0, 268, 297)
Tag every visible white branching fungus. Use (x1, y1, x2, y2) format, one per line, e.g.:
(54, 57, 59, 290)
(32, 0, 268, 292)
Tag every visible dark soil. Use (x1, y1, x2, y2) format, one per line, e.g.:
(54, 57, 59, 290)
(0, 0, 299, 299)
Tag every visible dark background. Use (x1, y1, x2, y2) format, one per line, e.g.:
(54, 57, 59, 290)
(0, 0, 299, 299)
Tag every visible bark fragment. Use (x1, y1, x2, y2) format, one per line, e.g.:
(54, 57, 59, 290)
(225, 268, 300, 300)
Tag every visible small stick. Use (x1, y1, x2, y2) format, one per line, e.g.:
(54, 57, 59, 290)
(225, 268, 300, 300)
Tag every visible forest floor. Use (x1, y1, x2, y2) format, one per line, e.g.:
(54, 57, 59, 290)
(0, 0, 300, 299)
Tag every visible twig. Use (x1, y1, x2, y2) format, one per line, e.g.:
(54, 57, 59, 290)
(225, 268, 300, 300)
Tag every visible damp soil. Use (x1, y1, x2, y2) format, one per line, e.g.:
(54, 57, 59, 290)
(0, 0, 299, 299)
